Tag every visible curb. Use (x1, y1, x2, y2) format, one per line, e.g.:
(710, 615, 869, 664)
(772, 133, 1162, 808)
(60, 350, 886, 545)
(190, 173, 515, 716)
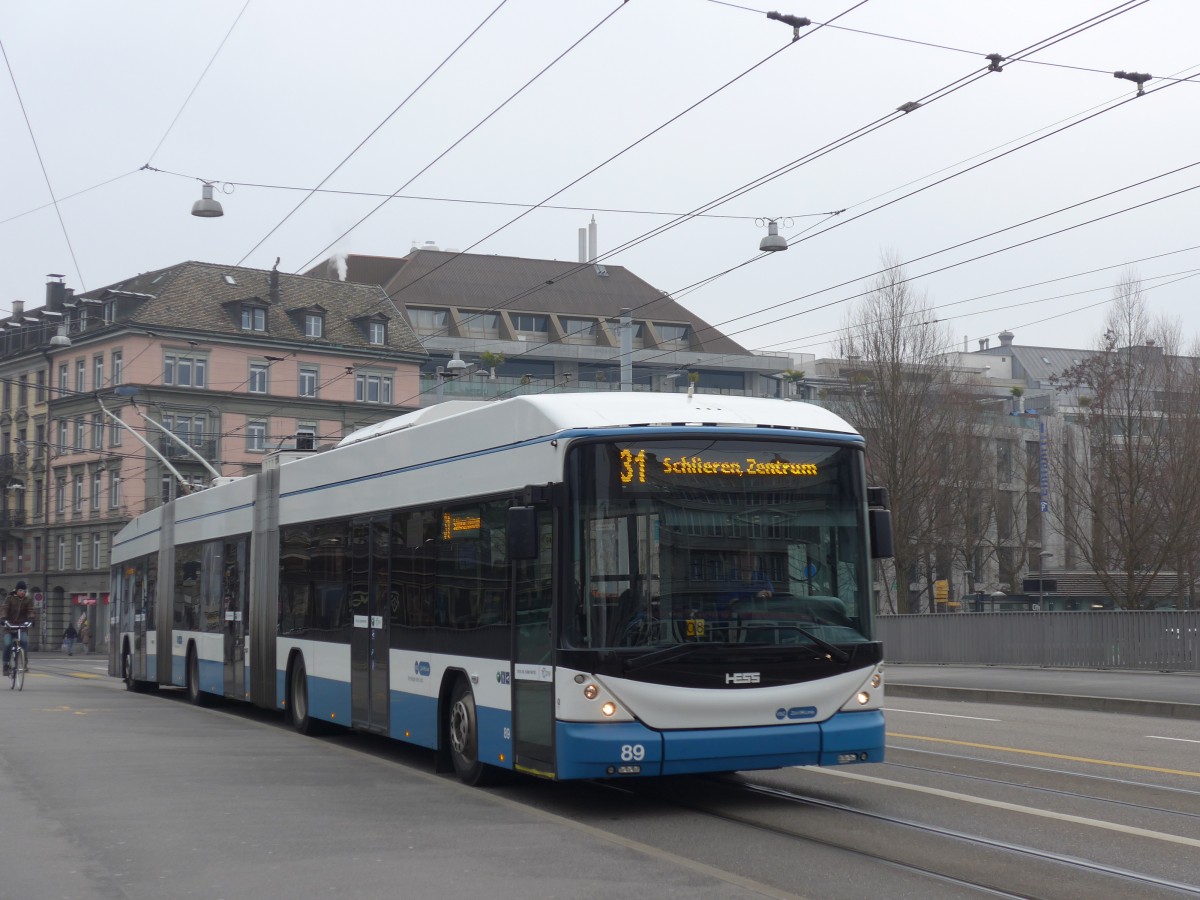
(887, 683, 1200, 721)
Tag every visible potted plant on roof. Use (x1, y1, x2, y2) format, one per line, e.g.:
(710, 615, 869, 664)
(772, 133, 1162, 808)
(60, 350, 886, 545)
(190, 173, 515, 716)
(781, 368, 806, 397)
(478, 351, 504, 381)
(1010, 384, 1025, 415)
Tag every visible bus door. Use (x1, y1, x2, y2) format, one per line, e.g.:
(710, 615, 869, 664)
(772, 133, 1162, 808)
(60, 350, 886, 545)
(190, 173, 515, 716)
(222, 539, 249, 699)
(511, 507, 555, 777)
(350, 516, 391, 733)
(126, 558, 155, 682)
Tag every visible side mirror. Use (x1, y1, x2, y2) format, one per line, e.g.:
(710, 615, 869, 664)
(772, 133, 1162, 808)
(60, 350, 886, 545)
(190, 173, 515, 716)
(507, 506, 538, 560)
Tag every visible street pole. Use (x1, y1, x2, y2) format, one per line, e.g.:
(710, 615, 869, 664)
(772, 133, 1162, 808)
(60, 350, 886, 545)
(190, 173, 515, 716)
(1039, 550, 1054, 610)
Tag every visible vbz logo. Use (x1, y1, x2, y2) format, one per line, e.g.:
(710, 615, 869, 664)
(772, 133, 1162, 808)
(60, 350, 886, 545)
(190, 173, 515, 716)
(725, 672, 760, 684)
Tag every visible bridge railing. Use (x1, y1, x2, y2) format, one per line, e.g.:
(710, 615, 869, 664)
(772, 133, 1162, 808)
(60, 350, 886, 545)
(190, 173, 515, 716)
(877, 610, 1200, 671)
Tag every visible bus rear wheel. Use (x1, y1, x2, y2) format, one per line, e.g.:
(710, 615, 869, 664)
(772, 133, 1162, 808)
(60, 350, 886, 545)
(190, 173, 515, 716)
(448, 679, 500, 785)
(289, 657, 324, 735)
(186, 647, 208, 706)
(123, 647, 140, 692)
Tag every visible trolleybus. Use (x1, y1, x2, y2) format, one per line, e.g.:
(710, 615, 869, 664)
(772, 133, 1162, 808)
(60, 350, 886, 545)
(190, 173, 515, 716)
(110, 392, 892, 783)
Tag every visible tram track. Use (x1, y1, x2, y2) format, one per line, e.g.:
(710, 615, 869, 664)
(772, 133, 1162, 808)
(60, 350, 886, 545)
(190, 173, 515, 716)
(617, 773, 1200, 899)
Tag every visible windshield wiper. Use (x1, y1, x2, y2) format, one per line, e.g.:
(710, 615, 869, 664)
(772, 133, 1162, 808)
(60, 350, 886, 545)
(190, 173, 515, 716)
(770, 625, 852, 662)
(621, 641, 712, 673)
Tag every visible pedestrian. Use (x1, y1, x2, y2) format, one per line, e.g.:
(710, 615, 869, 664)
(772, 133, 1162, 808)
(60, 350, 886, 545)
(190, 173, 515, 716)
(2, 581, 35, 676)
(62, 621, 79, 656)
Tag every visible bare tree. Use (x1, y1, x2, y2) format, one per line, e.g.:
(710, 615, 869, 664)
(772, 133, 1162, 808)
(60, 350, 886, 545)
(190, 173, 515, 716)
(1050, 274, 1200, 609)
(834, 255, 984, 614)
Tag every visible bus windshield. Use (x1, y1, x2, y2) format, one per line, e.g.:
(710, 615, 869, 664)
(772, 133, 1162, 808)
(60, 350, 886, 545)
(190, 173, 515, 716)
(566, 437, 873, 651)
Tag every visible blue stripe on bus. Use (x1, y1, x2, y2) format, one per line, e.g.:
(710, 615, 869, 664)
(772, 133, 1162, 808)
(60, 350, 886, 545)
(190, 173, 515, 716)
(390, 692, 439, 748)
(556, 710, 884, 778)
(477, 704, 514, 770)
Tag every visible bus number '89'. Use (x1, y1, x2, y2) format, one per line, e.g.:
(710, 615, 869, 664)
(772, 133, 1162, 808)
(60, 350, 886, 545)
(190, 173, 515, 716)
(620, 744, 645, 762)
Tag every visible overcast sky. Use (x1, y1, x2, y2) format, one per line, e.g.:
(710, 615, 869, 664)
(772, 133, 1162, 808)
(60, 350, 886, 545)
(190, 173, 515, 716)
(2, 0, 1197, 361)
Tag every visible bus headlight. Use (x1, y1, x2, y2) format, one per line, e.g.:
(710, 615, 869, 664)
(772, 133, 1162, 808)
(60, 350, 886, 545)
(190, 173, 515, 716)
(583, 684, 599, 700)
(856, 691, 870, 705)
(601, 701, 617, 717)
(870, 672, 882, 688)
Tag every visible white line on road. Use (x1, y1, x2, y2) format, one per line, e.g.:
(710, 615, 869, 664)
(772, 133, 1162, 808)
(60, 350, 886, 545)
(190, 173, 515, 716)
(1147, 735, 1200, 745)
(884, 708, 1000, 721)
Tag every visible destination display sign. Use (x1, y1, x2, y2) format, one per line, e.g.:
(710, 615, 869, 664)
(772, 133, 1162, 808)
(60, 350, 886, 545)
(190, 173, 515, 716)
(618, 447, 818, 486)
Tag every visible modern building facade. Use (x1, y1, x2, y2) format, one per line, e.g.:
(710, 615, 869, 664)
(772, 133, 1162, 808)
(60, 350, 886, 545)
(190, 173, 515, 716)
(308, 248, 794, 402)
(0, 263, 426, 652)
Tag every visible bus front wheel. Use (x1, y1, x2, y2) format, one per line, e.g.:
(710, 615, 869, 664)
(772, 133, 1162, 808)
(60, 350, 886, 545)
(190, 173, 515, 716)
(448, 679, 500, 785)
(289, 657, 324, 735)
(186, 647, 208, 706)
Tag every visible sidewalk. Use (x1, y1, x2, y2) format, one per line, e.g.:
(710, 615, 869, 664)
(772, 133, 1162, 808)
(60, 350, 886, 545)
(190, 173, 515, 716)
(887, 664, 1200, 720)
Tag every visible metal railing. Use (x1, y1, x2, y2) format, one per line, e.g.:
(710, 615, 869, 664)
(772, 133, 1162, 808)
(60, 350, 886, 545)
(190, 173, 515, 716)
(877, 611, 1200, 671)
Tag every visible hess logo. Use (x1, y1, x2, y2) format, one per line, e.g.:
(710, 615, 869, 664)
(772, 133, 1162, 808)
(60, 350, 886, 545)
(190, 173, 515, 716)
(725, 672, 760, 684)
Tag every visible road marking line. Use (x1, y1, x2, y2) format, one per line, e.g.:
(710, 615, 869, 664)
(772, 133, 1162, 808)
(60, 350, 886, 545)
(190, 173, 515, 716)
(888, 732, 1200, 778)
(810, 767, 1200, 848)
(68, 672, 103, 679)
(884, 708, 1001, 721)
(1147, 735, 1200, 745)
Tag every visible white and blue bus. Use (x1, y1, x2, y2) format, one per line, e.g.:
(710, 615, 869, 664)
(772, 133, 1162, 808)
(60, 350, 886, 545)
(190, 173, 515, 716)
(110, 393, 893, 784)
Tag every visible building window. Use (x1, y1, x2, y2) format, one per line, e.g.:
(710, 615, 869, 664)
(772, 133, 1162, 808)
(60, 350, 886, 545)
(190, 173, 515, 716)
(13, 538, 22, 573)
(112, 351, 123, 385)
(409, 308, 448, 333)
(93, 356, 104, 390)
(299, 366, 318, 398)
(91, 414, 103, 450)
(305, 314, 324, 338)
(656, 323, 690, 345)
(561, 317, 597, 344)
(18, 374, 28, 408)
(74, 417, 84, 451)
(58, 364, 68, 397)
(296, 424, 316, 451)
(91, 471, 102, 511)
(33, 480, 42, 517)
(368, 321, 386, 345)
(75, 535, 84, 569)
(460, 311, 499, 338)
(164, 353, 207, 388)
(58, 536, 67, 570)
(93, 533, 101, 569)
(56, 478, 65, 514)
(73, 474, 83, 512)
(36, 369, 46, 403)
(249, 363, 268, 394)
(163, 414, 206, 448)
(75, 360, 85, 393)
(32, 537, 41, 574)
(355, 372, 393, 404)
(241, 306, 267, 332)
(246, 421, 267, 452)
(109, 472, 121, 509)
(511, 314, 548, 334)
(57, 420, 68, 453)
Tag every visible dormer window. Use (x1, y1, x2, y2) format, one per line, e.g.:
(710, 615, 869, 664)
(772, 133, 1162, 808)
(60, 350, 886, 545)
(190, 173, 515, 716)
(241, 305, 267, 332)
(305, 313, 324, 338)
(368, 321, 386, 345)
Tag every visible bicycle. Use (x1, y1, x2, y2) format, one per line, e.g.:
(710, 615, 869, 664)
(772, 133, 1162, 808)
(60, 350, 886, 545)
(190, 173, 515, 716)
(5, 622, 31, 691)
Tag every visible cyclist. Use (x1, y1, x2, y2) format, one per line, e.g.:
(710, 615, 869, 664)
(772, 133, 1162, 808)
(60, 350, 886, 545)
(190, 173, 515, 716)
(2, 581, 34, 676)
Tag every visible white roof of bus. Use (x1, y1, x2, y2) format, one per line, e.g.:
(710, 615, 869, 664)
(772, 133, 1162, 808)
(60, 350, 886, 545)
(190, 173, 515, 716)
(338, 392, 859, 447)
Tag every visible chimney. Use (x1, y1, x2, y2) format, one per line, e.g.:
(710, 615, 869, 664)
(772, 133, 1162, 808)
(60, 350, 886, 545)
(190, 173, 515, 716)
(46, 279, 67, 310)
(588, 216, 597, 262)
(12, 300, 24, 318)
(978, 338, 989, 351)
(998, 329, 1014, 347)
(269, 258, 280, 304)
(578, 227, 587, 262)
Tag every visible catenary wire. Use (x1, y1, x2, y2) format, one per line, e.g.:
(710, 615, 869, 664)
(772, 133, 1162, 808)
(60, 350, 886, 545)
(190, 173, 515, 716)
(236, 0, 513, 266)
(143, 0, 252, 166)
(1, 37, 86, 290)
